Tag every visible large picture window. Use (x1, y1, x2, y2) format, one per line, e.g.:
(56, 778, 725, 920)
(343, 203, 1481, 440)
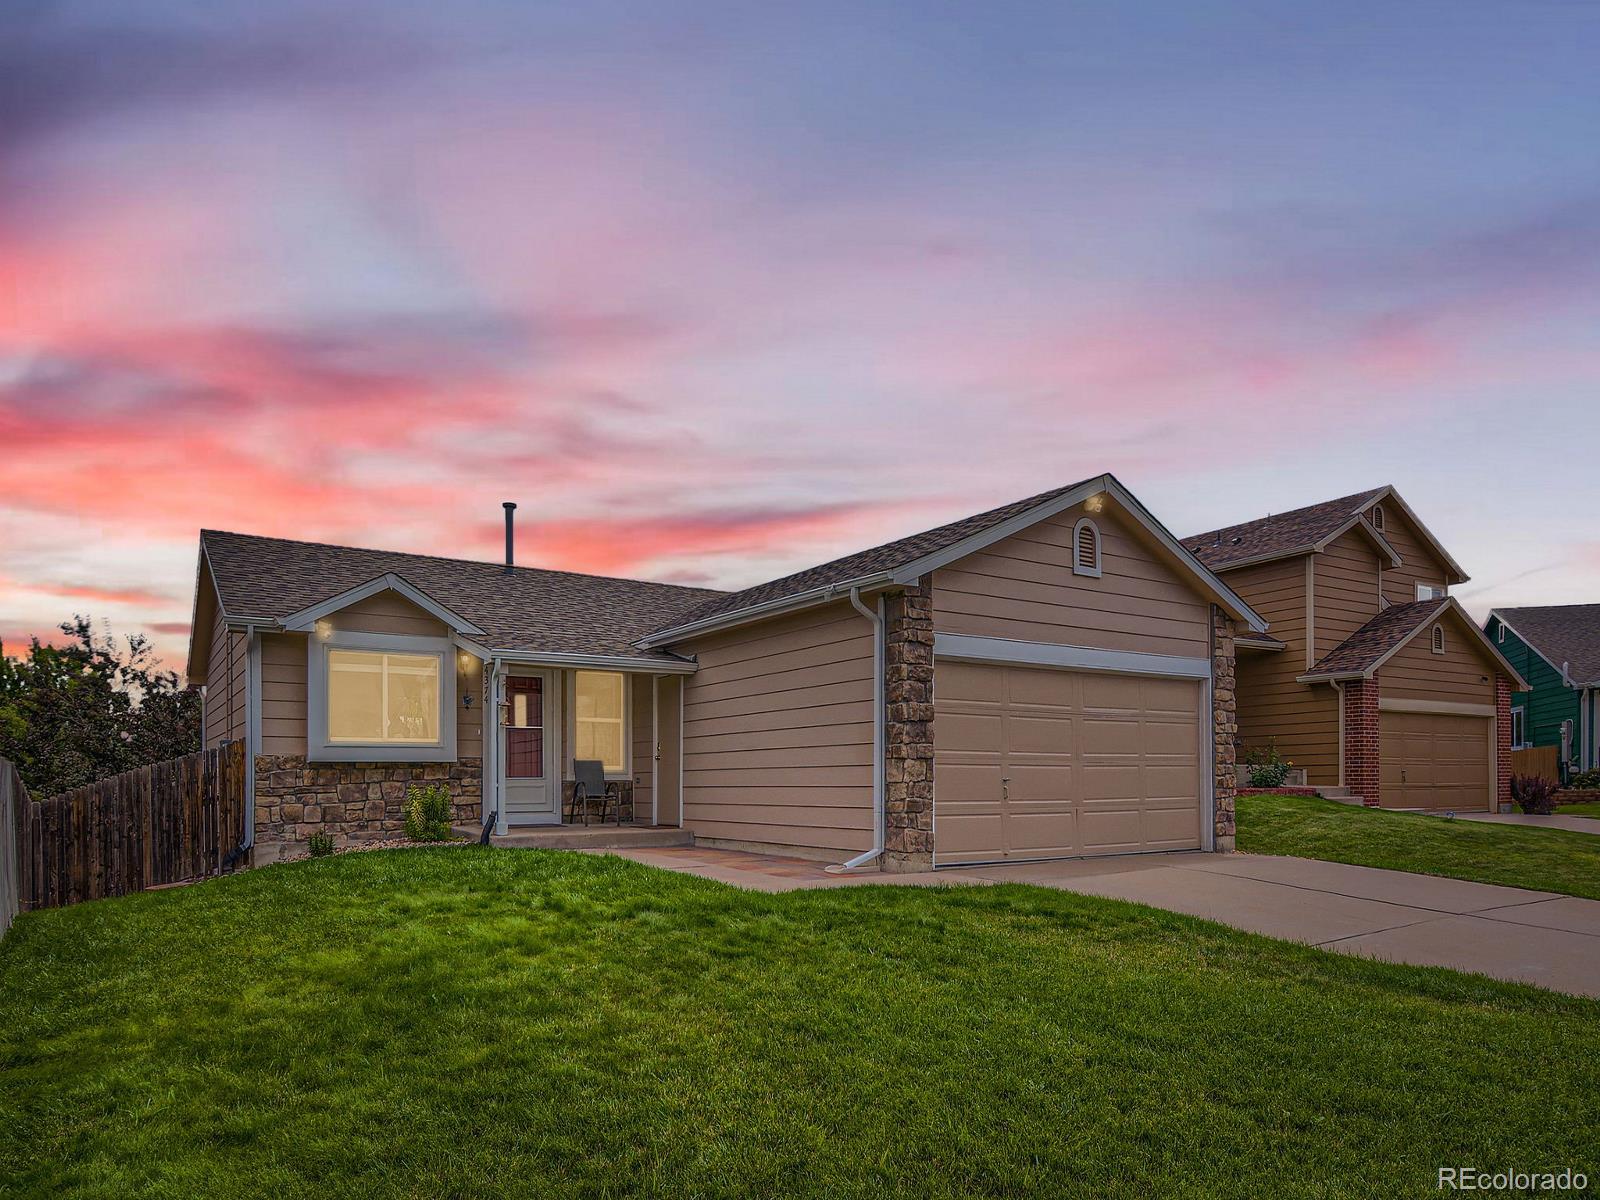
(575, 671, 626, 773)
(328, 649, 441, 744)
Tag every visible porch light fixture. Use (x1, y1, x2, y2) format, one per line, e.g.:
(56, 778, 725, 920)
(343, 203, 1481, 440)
(314, 619, 333, 640)
(1085, 493, 1105, 513)
(462, 692, 474, 710)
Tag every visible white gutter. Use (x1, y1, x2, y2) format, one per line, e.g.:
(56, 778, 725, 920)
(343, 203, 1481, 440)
(827, 586, 885, 873)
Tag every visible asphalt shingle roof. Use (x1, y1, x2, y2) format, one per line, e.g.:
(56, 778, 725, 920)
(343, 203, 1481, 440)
(1304, 599, 1447, 677)
(1495, 604, 1600, 685)
(1182, 488, 1388, 571)
(201, 530, 723, 660)
(654, 478, 1100, 634)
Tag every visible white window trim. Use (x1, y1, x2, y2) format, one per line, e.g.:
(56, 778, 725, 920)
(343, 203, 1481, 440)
(1430, 624, 1446, 655)
(566, 669, 631, 780)
(1497, 623, 1506, 643)
(1510, 706, 1526, 749)
(1071, 517, 1103, 578)
(1416, 582, 1445, 601)
(307, 630, 457, 763)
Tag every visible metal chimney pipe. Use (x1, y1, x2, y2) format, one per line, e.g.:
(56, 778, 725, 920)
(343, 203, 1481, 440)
(502, 501, 517, 572)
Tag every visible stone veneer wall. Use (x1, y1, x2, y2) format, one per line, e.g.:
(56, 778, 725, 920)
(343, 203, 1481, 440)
(254, 756, 482, 851)
(883, 581, 935, 872)
(1211, 606, 1238, 851)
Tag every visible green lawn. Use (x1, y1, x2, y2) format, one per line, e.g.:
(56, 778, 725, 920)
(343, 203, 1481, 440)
(1238, 792, 1600, 900)
(2, 849, 1597, 1198)
(1558, 798, 1600, 820)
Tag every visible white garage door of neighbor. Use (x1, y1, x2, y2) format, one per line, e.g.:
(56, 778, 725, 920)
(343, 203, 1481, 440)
(934, 661, 1204, 865)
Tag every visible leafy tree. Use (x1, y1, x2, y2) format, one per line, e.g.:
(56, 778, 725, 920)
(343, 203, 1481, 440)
(0, 617, 201, 797)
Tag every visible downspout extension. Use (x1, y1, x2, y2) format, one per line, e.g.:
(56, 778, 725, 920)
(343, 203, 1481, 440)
(828, 586, 885, 873)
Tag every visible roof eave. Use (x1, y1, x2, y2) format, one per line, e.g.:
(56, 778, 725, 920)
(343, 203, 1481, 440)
(1362, 486, 1470, 586)
(637, 573, 897, 649)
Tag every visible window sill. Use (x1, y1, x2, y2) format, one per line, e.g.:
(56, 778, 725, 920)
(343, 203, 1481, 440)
(309, 745, 456, 764)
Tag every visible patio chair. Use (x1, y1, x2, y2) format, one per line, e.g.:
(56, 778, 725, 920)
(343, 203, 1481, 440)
(569, 759, 622, 826)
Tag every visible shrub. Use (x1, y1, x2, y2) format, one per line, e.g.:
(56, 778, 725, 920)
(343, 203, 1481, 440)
(404, 783, 454, 841)
(1567, 768, 1600, 792)
(1244, 742, 1291, 789)
(307, 832, 335, 858)
(1510, 773, 1558, 816)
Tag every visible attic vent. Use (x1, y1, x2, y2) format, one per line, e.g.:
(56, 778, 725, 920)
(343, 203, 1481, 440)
(1431, 624, 1445, 654)
(1371, 503, 1385, 531)
(1072, 518, 1103, 578)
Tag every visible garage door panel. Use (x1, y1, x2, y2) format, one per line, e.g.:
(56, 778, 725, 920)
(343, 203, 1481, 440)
(935, 660, 1204, 863)
(1006, 713, 1076, 753)
(939, 710, 1004, 752)
(1006, 764, 1074, 800)
(1379, 711, 1490, 811)
(1078, 672, 1146, 710)
(1080, 715, 1143, 754)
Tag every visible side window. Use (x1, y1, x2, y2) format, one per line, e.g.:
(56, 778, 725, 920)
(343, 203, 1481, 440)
(1496, 623, 1506, 644)
(1072, 518, 1102, 578)
(1510, 707, 1525, 749)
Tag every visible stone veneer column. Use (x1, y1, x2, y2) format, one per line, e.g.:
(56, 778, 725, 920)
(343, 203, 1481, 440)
(1342, 679, 1381, 806)
(882, 580, 934, 872)
(1495, 675, 1513, 812)
(1211, 606, 1238, 851)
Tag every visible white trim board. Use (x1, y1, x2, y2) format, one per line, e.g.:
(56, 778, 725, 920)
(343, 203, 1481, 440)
(281, 572, 486, 636)
(933, 633, 1211, 679)
(1379, 698, 1495, 718)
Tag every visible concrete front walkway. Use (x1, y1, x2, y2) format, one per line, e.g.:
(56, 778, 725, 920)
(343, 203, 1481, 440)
(600, 846, 1600, 998)
(1449, 811, 1600, 835)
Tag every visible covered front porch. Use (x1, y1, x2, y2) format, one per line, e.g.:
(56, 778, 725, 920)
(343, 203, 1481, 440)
(477, 655, 692, 836)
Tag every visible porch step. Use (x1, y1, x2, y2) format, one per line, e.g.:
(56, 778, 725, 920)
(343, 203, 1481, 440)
(1319, 789, 1369, 807)
(457, 823, 694, 850)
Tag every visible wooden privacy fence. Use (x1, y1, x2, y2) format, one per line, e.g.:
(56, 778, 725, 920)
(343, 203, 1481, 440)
(1510, 745, 1561, 783)
(3, 741, 247, 918)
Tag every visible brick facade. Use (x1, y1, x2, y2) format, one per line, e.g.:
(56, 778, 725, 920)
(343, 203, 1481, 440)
(1495, 675, 1513, 812)
(254, 756, 482, 854)
(1342, 679, 1381, 806)
(1211, 606, 1239, 850)
(882, 581, 935, 872)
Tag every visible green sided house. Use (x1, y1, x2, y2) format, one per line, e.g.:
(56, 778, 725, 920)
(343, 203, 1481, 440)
(186, 474, 1268, 871)
(1485, 606, 1600, 781)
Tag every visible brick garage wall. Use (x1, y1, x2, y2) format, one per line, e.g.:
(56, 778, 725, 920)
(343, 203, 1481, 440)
(255, 757, 482, 851)
(1342, 679, 1380, 806)
(1212, 606, 1238, 850)
(883, 581, 934, 873)
(1495, 676, 1513, 812)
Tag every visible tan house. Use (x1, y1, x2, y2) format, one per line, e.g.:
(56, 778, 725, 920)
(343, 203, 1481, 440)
(187, 474, 1268, 870)
(1181, 487, 1527, 811)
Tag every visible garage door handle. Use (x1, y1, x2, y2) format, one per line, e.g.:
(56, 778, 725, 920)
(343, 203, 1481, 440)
(1001, 776, 1010, 801)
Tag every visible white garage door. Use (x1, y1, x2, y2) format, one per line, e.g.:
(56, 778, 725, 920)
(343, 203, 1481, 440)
(934, 661, 1204, 865)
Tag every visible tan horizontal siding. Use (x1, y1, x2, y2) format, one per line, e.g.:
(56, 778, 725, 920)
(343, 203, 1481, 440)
(328, 590, 449, 638)
(1380, 622, 1497, 705)
(260, 633, 309, 755)
(632, 677, 654, 823)
(678, 600, 874, 854)
(1218, 553, 1340, 784)
(933, 505, 1210, 657)
(1371, 503, 1453, 606)
(1314, 529, 1381, 660)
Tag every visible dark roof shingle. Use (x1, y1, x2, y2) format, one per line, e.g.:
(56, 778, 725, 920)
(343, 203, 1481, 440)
(1182, 487, 1388, 571)
(202, 530, 722, 660)
(652, 477, 1100, 635)
(1495, 604, 1600, 685)
(1304, 599, 1447, 677)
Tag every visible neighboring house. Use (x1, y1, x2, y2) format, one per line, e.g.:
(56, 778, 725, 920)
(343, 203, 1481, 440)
(1485, 606, 1600, 780)
(1181, 487, 1527, 812)
(186, 474, 1267, 871)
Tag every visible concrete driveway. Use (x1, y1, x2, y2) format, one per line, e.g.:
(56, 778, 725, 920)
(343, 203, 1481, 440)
(601, 846, 1600, 998)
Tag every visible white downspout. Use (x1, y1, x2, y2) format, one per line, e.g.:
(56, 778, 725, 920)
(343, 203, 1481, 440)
(828, 585, 885, 873)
